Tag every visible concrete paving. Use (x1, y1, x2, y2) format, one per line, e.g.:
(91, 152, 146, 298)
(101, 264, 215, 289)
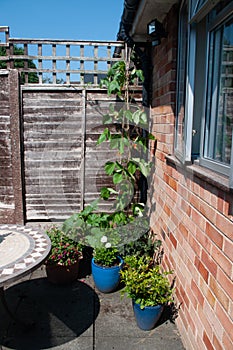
(0, 262, 185, 350)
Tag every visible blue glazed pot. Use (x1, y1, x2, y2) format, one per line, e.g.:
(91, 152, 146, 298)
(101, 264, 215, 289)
(91, 256, 124, 293)
(133, 301, 164, 330)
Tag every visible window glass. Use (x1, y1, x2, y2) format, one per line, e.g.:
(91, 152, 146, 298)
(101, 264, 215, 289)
(175, 1, 188, 157)
(204, 15, 233, 165)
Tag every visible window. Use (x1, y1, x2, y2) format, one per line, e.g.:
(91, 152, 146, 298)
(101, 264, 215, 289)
(175, 0, 233, 186)
(175, 0, 189, 160)
(203, 14, 233, 171)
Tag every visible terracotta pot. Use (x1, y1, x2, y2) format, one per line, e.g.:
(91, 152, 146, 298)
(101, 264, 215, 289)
(45, 260, 81, 285)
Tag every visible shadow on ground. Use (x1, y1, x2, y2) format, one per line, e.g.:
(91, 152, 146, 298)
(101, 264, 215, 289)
(0, 277, 99, 350)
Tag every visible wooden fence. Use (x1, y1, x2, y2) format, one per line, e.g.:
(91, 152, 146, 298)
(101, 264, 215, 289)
(0, 27, 143, 223)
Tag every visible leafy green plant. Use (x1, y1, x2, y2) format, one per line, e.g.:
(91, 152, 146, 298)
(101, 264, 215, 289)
(0, 45, 39, 83)
(62, 200, 134, 267)
(93, 246, 119, 267)
(98, 59, 155, 213)
(62, 56, 155, 268)
(120, 255, 173, 309)
(119, 233, 162, 259)
(46, 226, 83, 266)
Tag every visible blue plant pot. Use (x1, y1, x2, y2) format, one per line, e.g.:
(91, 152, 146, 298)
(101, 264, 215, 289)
(91, 256, 124, 293)
(133, 301, 164, 331)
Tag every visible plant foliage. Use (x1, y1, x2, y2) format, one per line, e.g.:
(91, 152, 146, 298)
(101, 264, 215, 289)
(0, 45, 39, 83)
(46, 226, 83, 266)
(120, 256, 173, 309)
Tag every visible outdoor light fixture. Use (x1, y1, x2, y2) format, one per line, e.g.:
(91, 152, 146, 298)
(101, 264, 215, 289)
(147, 19, 167, 46)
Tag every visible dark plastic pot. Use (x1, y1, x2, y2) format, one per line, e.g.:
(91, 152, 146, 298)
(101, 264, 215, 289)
(133, 301, 164, 330)
(91, 256, 124, 293)
(45, 260, 81, 285)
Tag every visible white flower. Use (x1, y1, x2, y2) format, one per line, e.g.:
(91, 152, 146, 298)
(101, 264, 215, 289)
(101, 235, 108, 243)
(105, 242, 111, 248)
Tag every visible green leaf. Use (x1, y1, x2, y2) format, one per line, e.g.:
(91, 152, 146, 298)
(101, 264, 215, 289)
(136, 69, 144, 82)
(100, 187, 118, 200)
(119, 138, 125, 154)
(113, 172, 123, 184)
(132, 110, 141, 125)
(132, 158, 152, 178)
(109, 134, 121, 149)
(123, 109, 133, 122)
(100, 187, 111, 200)
(127, 161, 137, 175)
(103, 114, 113, 124)
(148, 133, 156, 140)
(104, 161, 116, 175)
(97, 128, 110, 145)
(140, 112, 147, 124)
(109, 80, 120, 95)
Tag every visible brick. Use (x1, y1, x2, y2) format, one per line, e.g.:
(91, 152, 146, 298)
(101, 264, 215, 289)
(223, 331, 233, 350)
(216, 213, 233, 241)
(179, 222, 189, 240)
(191, 279, 204, 307)
(201, 250, 217, 277)
(197, 304, 213, 337)
(199, 201, 217, 226)
(217, 194, 224, 212)
(209, 275, 229, 311)
(213, 334, 223, 350)
(211, 245, 232, 276)
(217, 266, 233, 299)
(195, 227, 212, 253)
(206, 222, 223, 249)
(204, 301, 224, 340)
(203, 331, 214, 350)
(223, 236, 233, 261)
(195, 256, 209, 282)
(169, 231, 177, 248)
(188, 234, 201, 257)
(199, 278, 216, 308)
(190, 193, 200, 211)
(216, 302, 233, 342)
(168, 176, 177, 191)
(185, 307, 196, 334)
(191, 207, 206, 231)
(179, 283, 190, 308)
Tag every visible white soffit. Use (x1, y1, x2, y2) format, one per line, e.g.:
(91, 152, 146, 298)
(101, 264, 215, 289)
(131, 0, 179, 41)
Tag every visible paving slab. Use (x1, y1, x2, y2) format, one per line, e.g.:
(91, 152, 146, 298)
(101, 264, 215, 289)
(0, 264, 185, 350)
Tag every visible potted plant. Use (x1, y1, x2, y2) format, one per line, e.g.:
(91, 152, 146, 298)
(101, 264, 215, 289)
(120, 255, 173, 330)
(91, 245, 124, 293)
(45, 226, 83, 285)
(61, 56, 155, 290)
(62, 202, 128, 293)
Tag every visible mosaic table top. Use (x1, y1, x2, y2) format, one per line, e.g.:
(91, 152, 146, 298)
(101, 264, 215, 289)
(0, 225, 51, 288)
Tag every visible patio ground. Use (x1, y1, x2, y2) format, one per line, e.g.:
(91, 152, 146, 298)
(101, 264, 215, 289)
(0, 224, 185, 350)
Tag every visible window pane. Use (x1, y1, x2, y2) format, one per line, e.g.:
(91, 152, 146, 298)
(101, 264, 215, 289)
(175, 1, 188, 156)
(205, 15, 233, 165)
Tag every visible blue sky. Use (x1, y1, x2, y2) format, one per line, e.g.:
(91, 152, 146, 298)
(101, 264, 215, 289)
(0, 0, 124, 41)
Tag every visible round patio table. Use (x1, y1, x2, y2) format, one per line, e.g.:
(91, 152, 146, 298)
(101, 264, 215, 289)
(0, 224, 51, 325)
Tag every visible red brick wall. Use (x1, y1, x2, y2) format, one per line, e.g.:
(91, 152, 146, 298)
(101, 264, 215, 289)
(149, 5, 233, 350)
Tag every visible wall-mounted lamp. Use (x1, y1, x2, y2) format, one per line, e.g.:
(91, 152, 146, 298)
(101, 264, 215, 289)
(147, 19, 167, 46)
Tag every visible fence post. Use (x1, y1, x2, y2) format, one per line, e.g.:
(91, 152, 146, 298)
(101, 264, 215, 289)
(9, 69, 25, 224)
